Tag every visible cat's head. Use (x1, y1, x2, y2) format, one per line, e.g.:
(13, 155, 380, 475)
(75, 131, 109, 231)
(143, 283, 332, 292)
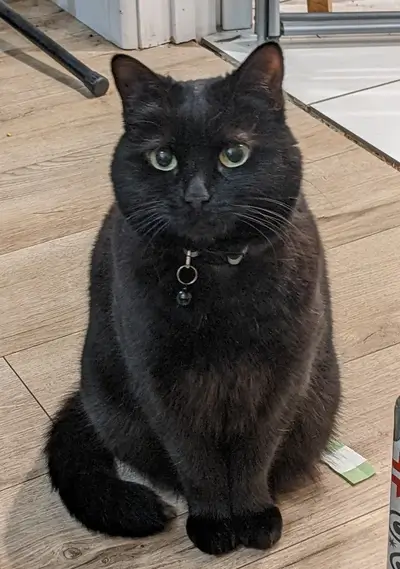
(111, 42, 302, 248)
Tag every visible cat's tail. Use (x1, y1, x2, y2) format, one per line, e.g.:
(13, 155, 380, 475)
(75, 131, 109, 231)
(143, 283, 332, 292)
(45, 392, 175, 537)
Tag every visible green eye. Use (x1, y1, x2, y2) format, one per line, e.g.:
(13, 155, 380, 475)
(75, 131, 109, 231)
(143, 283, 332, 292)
(148, 148, 177, 171)
(219, 144, 250, 168)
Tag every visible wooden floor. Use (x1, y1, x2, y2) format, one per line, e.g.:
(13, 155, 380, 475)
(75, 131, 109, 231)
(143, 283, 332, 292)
(1, 1, 399, 568)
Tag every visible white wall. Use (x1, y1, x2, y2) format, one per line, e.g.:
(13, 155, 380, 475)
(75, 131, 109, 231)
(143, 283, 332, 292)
(53, 0, 218, 49)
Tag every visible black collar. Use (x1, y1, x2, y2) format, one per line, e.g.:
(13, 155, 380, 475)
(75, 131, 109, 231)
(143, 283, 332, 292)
(175, 246, 248, 307)
(184, 246, 249, 266)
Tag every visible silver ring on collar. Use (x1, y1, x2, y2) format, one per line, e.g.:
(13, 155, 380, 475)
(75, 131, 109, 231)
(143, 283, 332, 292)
(176, 265, 198, 286)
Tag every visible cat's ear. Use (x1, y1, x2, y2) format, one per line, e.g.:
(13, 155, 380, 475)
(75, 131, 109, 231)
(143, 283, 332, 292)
(111, 54, 163, 102)
(233, 41, 284, 109)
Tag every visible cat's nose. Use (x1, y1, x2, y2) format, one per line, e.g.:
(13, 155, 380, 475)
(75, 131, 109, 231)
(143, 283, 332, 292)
(185, 177, 210, 209)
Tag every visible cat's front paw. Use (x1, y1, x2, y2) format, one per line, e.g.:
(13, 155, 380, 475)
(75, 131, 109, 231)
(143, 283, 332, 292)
(234, 505, 283, 550)
(186, 514, 238, 555)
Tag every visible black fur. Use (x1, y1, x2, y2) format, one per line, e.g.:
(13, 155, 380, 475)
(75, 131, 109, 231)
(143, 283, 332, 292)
(45, 43, 341, 556)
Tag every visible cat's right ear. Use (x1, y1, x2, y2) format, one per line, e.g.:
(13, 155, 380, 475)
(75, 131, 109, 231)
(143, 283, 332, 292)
(232, 41, 284, 110)
(111, 54, 162, 102)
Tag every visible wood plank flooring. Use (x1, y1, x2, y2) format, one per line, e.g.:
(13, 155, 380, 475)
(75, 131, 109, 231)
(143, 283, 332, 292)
(1, 1, 399, 568)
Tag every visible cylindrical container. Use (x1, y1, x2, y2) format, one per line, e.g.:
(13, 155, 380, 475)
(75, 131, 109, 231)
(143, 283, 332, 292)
(387, 397, 400, 568)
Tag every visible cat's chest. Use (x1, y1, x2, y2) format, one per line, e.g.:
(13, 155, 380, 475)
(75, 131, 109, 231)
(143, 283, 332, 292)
(171, 354, 272, 435)
(159, 293, 265, 344)
(148, 293, 279, 383)
(121, 259, 290, 371)
(146, 269, 286, 363)
(151, 322, 273, 435)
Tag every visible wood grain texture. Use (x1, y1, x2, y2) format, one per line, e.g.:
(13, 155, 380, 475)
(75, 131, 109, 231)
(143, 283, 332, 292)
(6, 332, 83, 418)
(286, 106, 355, 163)
(249, 508, 387, 568)
(283, 0, 397, 13)
(329, 227, 400, 362)
(307, 0, 333, 12)
(1, 104, 119, 173)
(0, 358, 48, 491)
(304, 146, 400, 249)
(0, 229, 94, 356)
(0, 466, 390, 569)
(0, 148, 112, 255)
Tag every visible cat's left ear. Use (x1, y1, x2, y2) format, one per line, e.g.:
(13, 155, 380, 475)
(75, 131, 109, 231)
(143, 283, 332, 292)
(111, 54, 164, 103)
(233, 41, 284, 109)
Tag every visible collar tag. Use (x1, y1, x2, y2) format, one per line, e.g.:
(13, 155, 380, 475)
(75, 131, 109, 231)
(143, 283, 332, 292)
(176, 246, 248, 306)
(227, 245, 248, 266)
(176, 250, 198, 307)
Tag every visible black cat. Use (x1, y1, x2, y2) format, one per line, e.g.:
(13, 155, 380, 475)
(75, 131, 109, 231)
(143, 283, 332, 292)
(45, 42, 341, 556)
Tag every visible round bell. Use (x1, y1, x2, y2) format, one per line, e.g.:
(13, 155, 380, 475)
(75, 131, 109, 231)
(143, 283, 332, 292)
(177, 289, 192, 306)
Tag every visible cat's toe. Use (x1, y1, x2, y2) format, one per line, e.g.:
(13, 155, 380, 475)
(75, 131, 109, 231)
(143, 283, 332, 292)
(234, 505, 283, 550)
(186, 515, 238, 555)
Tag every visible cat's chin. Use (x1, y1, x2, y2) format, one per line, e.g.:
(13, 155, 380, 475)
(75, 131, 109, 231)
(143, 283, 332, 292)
(172, 221, 231, 249)
(167, 220, 257, 252)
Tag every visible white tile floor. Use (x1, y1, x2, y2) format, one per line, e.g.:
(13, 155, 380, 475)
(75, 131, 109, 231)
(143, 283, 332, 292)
(204, 25, 400, 164)
(284, 42, 400, 105)
(313, 80, 400, 162)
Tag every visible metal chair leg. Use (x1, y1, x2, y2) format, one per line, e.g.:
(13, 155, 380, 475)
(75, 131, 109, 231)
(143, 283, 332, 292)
(0, 0, 109, 97)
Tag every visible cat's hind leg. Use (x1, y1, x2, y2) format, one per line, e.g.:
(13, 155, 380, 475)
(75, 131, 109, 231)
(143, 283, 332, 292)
(269, 359, 341, 497)
(45, 392, 175, 538)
